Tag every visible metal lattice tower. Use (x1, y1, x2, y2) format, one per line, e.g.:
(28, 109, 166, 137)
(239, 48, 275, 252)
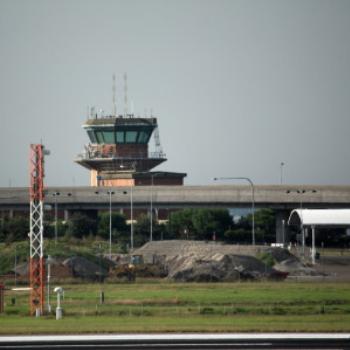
(29, 144, 45, 316)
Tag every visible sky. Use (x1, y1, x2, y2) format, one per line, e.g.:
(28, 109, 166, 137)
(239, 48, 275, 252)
(0, 0, 350, 187)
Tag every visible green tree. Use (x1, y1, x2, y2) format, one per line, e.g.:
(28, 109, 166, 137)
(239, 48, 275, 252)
(66, 212, 97, 238)
(0, 216, 29, 243)
(44, 220, 67, 240)
(192, 209, 232, 240)
(97, 212, 127, 240)
(167, 208, 232, 240)
(224, 228, 251, 243)
(133, 213, 151, 247)
(234, 209, 276, 244)
(168, 209, 195, 239)
(132, 214, 165, 246)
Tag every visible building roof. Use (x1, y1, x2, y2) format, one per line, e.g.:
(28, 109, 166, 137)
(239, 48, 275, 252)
(288, 209, 350, 227)
(83, 117, 157, 127)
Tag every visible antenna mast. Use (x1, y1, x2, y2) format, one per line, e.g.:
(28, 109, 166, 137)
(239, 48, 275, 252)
(112, 74, 117, 117)
(154, 126, 164, 157)
(124, 73, 128, 117)
(29, 144, 46, 316)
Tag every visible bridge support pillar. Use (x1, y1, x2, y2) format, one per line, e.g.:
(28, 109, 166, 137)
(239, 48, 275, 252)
(275, 210, 291, 245)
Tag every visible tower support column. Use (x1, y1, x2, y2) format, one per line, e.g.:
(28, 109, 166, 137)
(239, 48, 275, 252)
(275, 210, 291, 245)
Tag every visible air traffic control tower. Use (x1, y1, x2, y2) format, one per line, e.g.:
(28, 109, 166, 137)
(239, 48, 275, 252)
(75, 112, 186, 187)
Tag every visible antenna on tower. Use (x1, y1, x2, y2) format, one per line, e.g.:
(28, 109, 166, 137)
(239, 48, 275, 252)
(90, 106, 96, 119)
(130, 99, 134, 117)
(154, 126, 164, 157)
(124, 73, 128, 118)
(112, 74, 117, 117)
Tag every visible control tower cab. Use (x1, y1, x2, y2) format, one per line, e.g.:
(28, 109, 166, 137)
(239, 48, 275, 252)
(75, 113, 186, 187)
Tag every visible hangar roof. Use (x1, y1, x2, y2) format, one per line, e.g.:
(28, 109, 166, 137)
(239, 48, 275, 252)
(288, 209, 350, 227)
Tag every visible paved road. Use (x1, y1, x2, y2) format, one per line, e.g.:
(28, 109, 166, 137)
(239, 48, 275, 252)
(0, 334, 349, 349)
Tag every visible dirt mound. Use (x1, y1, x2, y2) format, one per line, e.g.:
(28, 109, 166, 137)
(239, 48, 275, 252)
(63, 256, 108, 280)
(264, 247, 298, 263)
(134, 241, 314, 281)
(134, 240, 267, 263)
(166, 253, 286, 282)
(274, 258, 322, 276)
(111, 263, 167, 279)
(12, 258, 73, 280)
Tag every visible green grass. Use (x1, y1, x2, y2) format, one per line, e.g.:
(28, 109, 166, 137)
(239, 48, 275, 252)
(1, 281, 350, 333)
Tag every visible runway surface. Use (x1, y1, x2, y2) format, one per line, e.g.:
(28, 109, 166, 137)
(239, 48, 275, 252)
(0, 333, 349, 349)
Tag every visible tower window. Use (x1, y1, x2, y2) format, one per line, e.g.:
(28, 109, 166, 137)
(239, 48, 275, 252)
(116, 131, 124, 143)
(125, 131, 138, 143)
(95, 131, 104, 143)
(138, 131, 150, 143)
(102, 131, 115, 144)
(87, 130, 97, 143)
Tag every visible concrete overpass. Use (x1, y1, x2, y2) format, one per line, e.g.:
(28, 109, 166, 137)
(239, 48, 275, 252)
(1, 185, 350, 242)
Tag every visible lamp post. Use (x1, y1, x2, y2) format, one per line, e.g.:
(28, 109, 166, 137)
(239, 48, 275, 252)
(130, 161, 137, 251)
(150, 172, 162, 242)
(51, 192, 72, 245)
(118, 162, 135, 251)
(47, 255, 52, 313)
(130, 185, 134, 250)
(107, 190, 115, 259)
(280, 162, 285, 185)
(95, 190, 115, 259)
(52, 192, 60, 245)
(214, 177, 255, 246)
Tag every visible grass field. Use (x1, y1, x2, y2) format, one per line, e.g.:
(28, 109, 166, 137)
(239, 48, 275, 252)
(1, 281, 350, 334)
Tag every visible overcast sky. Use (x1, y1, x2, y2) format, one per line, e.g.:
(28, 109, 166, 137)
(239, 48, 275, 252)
(0, 0, 350, 187)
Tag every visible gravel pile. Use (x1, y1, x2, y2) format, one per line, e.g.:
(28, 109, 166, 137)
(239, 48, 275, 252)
(63, 256, 108, 280)
(166, 253, 285, 282)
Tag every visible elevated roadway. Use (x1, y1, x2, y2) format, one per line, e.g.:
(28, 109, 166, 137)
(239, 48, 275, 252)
(1, 185, 350, 210)
(1, 185, 350, 242)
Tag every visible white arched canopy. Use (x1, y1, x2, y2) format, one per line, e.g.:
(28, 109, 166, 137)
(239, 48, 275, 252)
(288, 209, 350, 265)
(288, 209, 350, 227)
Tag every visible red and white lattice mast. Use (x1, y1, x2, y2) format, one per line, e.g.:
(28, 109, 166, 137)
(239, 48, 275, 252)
(29, 144, 48, 316)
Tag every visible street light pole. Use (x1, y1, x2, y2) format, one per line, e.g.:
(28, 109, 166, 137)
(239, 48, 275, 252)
(95, 190, 127, 258)
(150, 172, 162, 242)
(150, 175, 153, 242)
(107, 190, 115, 259)
(47, 255, 52, 313)
(280, 162, 285, 185)
(53, 192, 60, 246)
(130, 185, 133, 250)
(214, 177, 255, 246)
